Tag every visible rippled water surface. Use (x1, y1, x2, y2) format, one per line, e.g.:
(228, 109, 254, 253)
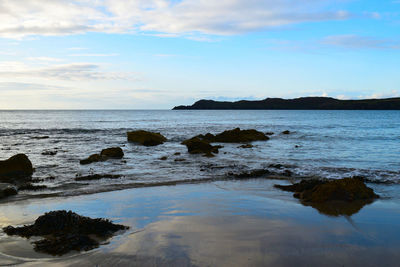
(1, 110, 399, 199)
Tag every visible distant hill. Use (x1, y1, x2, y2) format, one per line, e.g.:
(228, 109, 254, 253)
(173, 97, 400, 110)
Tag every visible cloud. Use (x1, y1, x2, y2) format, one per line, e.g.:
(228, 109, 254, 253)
(322, 35, 400, 50)
(0, 62, 137, 81)
(0, 0, 351, 39)
(68, 53, 119, 57)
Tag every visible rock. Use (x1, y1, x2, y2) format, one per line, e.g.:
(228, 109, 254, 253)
(239, 144, 254, 148)
(275, 177, 379, 202)
(265, 132, 274, 135)
(174, 158, 186, 162)
(181, 137, 219, 156)
(0, 183, 17, 199)
(234, 169, 270, 179)
(174, 152, 181, 156)
(282, 130, 290, 134)
(75, 174, 121, 181)
(31, 136, 49, 140)
(100, 147, 124, 159)
(3, 210, 129, 255)
(160, 156, 168, 160)
(18, 183, 47, 191)
(198, 128, 269, 143)
(127, 130, 167, 146)
(0, 154, 33, 182)
(41, 150, 57, 156)
(79, 154, 106, 165)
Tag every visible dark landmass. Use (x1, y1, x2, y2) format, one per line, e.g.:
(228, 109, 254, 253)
(173, 97, 400, 110)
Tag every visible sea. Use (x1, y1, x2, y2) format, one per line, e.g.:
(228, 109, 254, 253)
(0, 110, 399, 200)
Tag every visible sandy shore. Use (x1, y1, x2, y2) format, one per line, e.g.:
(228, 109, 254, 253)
(1, 179, 400, 267)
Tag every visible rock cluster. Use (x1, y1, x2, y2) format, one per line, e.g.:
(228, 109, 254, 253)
(80, 147, 124, 165)
(3, 210, 129, 255)
(196, 128, 269, 143)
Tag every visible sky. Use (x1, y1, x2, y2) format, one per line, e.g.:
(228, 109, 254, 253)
(0, 0, 399, 109)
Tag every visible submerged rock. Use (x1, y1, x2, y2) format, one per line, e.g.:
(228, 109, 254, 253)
(41, 150, 57, 156)
(275, 177, 379, 216)
(181, 137, 220, 156)
(3, 210, 129, 255)
(0, 183, 17, 199)
(239, 144, 254, 148)
(282, 130, 291, 135)
(79, 154, 106, 165)
(18, 183, 47, 191)
(100, 147, 124, 158)
(127, 130, 167, 146)
(234, 169, 270, 179)
(198, 128, 269, 143)
(0, 154, 33, 183)
(75, 174, 121, 181)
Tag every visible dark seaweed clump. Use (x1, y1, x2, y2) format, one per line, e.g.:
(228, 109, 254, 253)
(3, 210, 129, 255)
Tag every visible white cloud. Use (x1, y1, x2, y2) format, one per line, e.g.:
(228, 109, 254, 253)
(322, 35, 400, 50)
(0, 62, 137, 81)
(68, 53, 119, 57)
(0, 0, 351, 39)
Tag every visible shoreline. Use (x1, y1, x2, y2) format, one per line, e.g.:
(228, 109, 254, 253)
(1, 179, 400, 266)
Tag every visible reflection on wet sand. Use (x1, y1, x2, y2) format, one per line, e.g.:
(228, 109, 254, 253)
(303, 199, 375, 217)
(0, 180, 399, 266)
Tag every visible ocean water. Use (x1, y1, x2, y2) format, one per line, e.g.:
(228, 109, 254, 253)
(0, 110, 399, 199)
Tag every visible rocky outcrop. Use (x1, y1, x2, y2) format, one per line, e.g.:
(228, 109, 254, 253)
(0, 154, 33, 183)
(181, 137, 220, 157)
(127, 130, 167, 146)
(275, 178, 379, 216)
(197, 128, 269, 143)
(0, 183, 17, 199)
(80, 147, 124, 165)
(275, 177, 378, 202)
(3, 210, 129, 255)
(100, 147, 124, 158)
(75, 174, 121, 181)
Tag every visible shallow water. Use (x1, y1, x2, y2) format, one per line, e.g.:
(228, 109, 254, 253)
(0, 110, 399, 200)
(0, 180, 399, 266)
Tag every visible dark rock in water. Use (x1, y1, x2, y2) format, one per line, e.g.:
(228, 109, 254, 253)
(18, 183, 47, 191)
(181, 137, 219, 156)
(100, 147, 124, 159)
(0, 183, 17, 199)
(75, 174, 121, 181)
(174, 152, 181, 156)
(79, 154, 106, 165)
(3, 210, 129, 255)
(274, 178, 379, 216)
(265, 132, 274, 136)
(174, 158, 186, 162)
(199, 128, 269, 143)
(80, 147, 124, 165)
(31, 136, 49, 140)
(0, 154, 33, 182)
(268, 164, 284, 169)
(41, 150, 57, 156)
(239, 144, 254, 148)
(127, 130, 167, 146)
(160, 156, 168, 160)
(282, 130, 290, 135)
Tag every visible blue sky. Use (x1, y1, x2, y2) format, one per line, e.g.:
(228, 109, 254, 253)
(0, 0, 399, 109)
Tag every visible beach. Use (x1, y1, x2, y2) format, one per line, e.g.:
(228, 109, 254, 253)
(1, 179, 400, 266)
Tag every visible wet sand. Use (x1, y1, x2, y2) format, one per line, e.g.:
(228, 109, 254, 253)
(1, 179, 400, 267)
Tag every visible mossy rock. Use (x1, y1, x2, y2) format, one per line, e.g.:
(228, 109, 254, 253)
(0, 154, 33, 183)
(127, 130, 167, 146)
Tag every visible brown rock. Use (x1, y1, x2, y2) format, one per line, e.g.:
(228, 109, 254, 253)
(0, 154, 33, 182)
(100, 147, 124, 158)
(127, 130, 167, 146)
